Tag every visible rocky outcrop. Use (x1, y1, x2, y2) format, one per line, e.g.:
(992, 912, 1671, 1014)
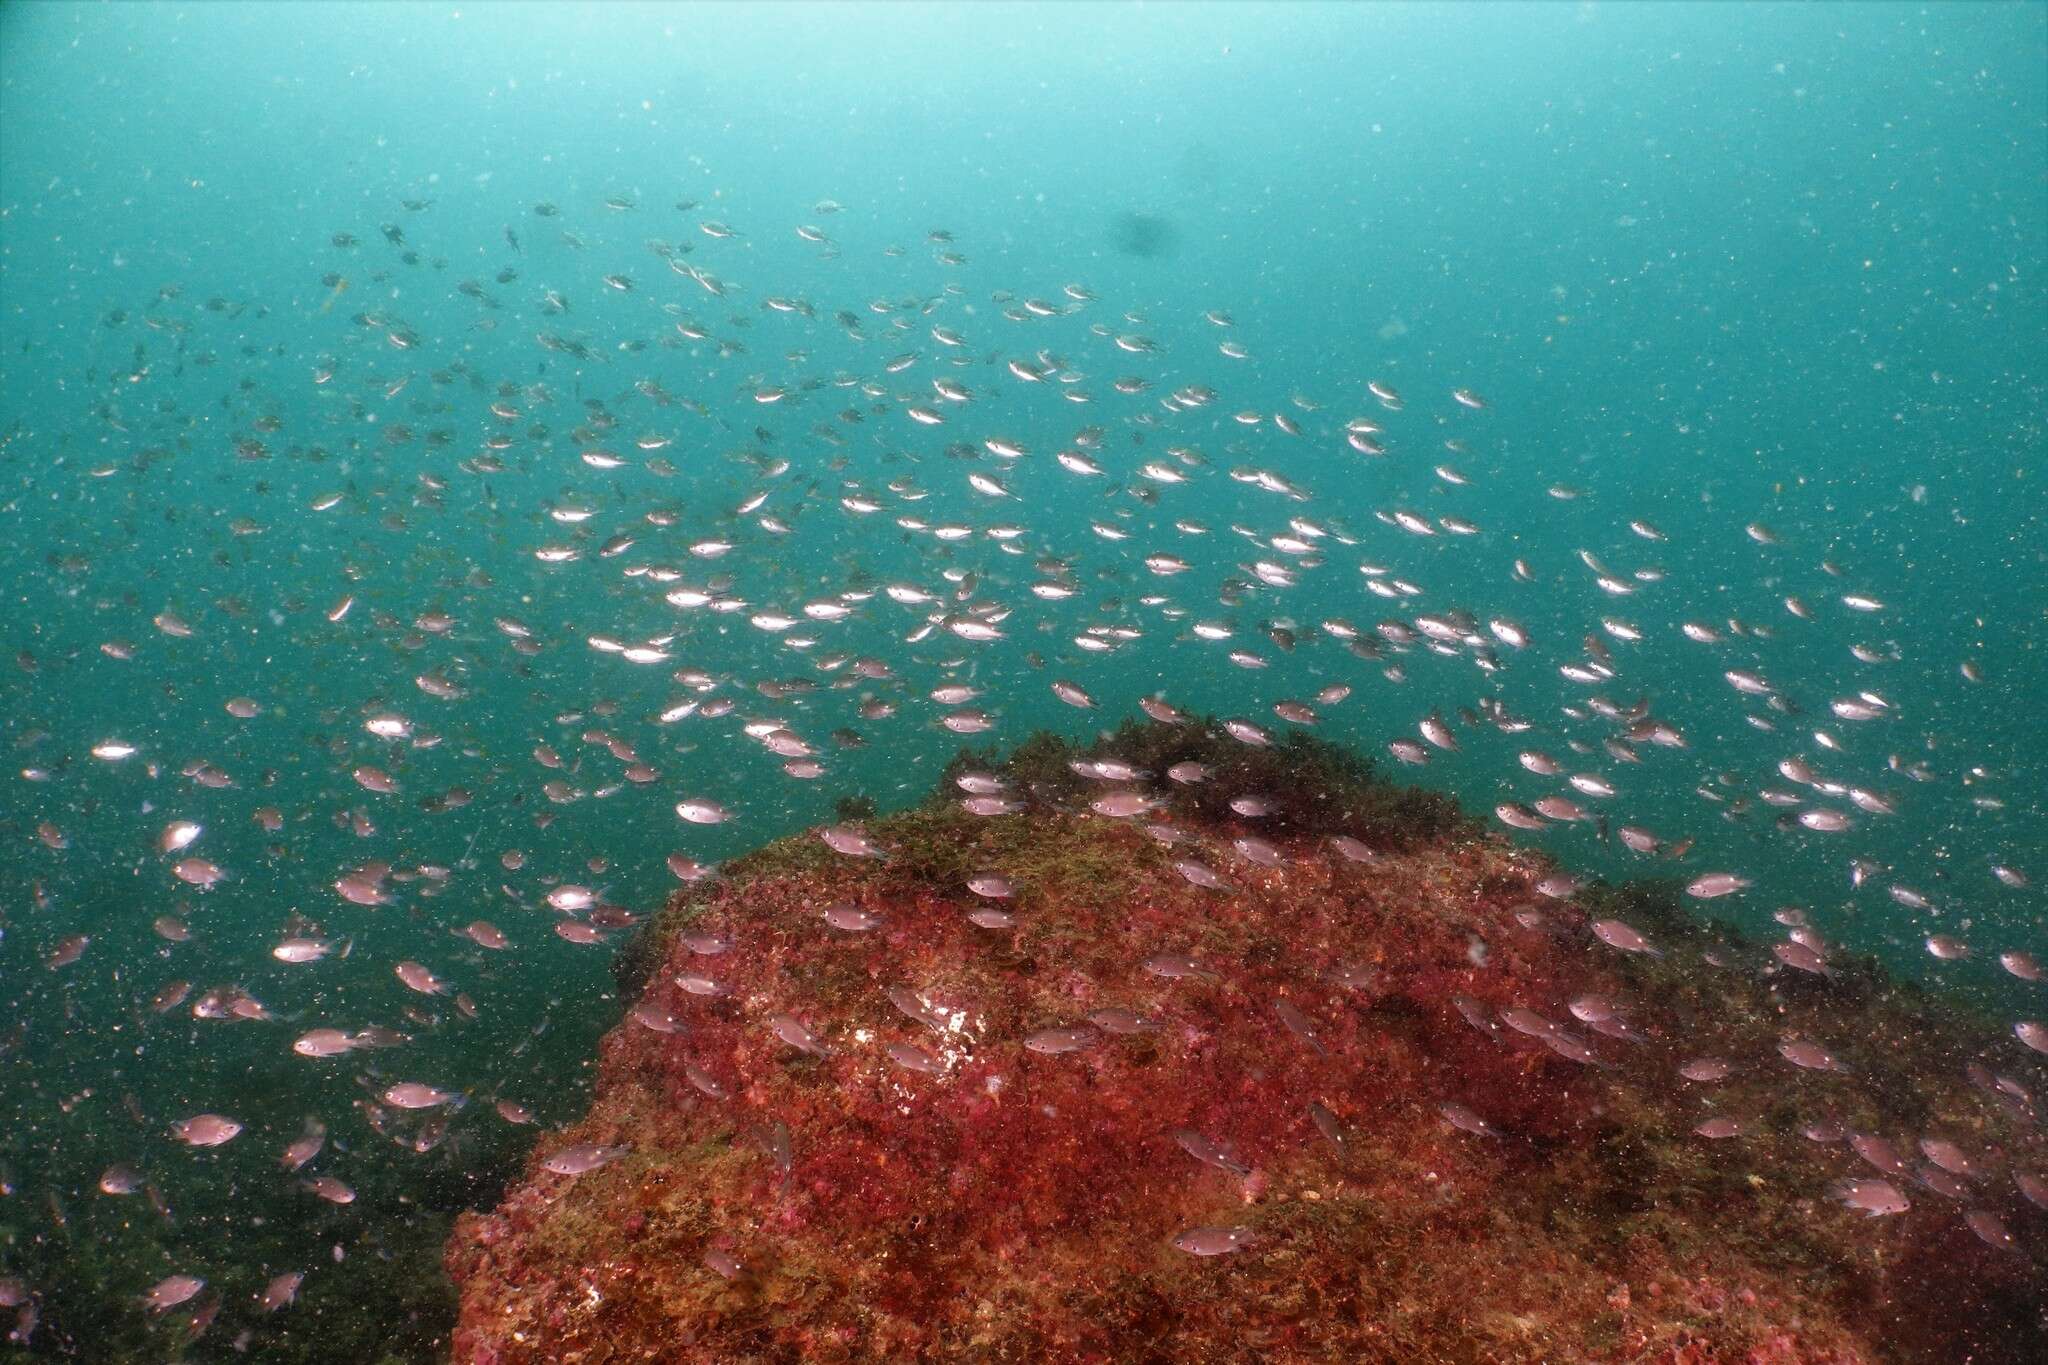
(447, 722, 2043, 1363)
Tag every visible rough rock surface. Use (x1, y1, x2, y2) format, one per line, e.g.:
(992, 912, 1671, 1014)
(447, 723, 2043, 1363)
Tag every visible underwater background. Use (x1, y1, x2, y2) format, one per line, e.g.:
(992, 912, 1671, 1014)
(1, 1, 2043, 1359)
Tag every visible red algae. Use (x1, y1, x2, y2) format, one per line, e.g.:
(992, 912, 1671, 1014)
(447, 723, 2044, 1364)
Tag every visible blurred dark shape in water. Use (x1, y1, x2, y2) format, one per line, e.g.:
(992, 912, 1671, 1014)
(1110, 211, 1179, 258)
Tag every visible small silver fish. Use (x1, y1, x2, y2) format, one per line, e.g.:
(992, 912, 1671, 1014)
(1172, 1128, 1252, 1176)
(1022, 1025, 1098, 1055)
(768, 1012, 832, 1057)
(1172, 1225, 1257, 1256)
(542, 1143, 627, 1176)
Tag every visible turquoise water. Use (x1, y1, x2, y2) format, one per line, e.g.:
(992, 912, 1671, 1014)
(1, 1, 2043, 1357)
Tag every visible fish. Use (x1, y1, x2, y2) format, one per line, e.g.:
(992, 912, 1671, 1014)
(1088, 1008, 1160, 1036)
(1439, 1102, 1500, 1138)
(170, 1114, 242, 1147)
(767, 1013, 833, 1058)
(1328, 835, 1376, 864)
(97, 1163, 144, 1196)
(144, 1274, 206, 1312)
(1172, 1225, 1257, 1256)
(394, 961, 451, 995)
(1142, 952, 1217, 982)
(280, 1125, 326, 1171)
(382, 1082, 459, 1110)
(272, 937, 341, 964)
(1022, 1025, 1099, 1055)
(821, 902, 884, 931)
(7, 140, 2041, 1365)
(885, 1042, 945, 1075)
(1173, 1128, 1253, 1177)
(1273, 999, 1329, 1056)
(542, 1143, 628, 1176)
(463, 921, 511, 950)
(292, 1028, 360, 1058)
(260, 1271, 305, 1312)
(1964, 1210, 2017, 1252)
(1833, 1179, 1909, 1218)
(819, 824, 885, 858)
(1779, 1039, 1848, 1073)
(1589, 919, 1661, 957)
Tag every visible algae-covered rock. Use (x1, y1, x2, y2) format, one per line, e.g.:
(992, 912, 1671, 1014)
(446, 723, 2043, 1363)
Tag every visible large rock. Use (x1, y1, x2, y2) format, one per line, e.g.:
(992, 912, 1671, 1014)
(447, 723, 2042, 1363)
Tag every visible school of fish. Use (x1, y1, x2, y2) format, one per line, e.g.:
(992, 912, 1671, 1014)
(3, 186, 2042, 1352)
